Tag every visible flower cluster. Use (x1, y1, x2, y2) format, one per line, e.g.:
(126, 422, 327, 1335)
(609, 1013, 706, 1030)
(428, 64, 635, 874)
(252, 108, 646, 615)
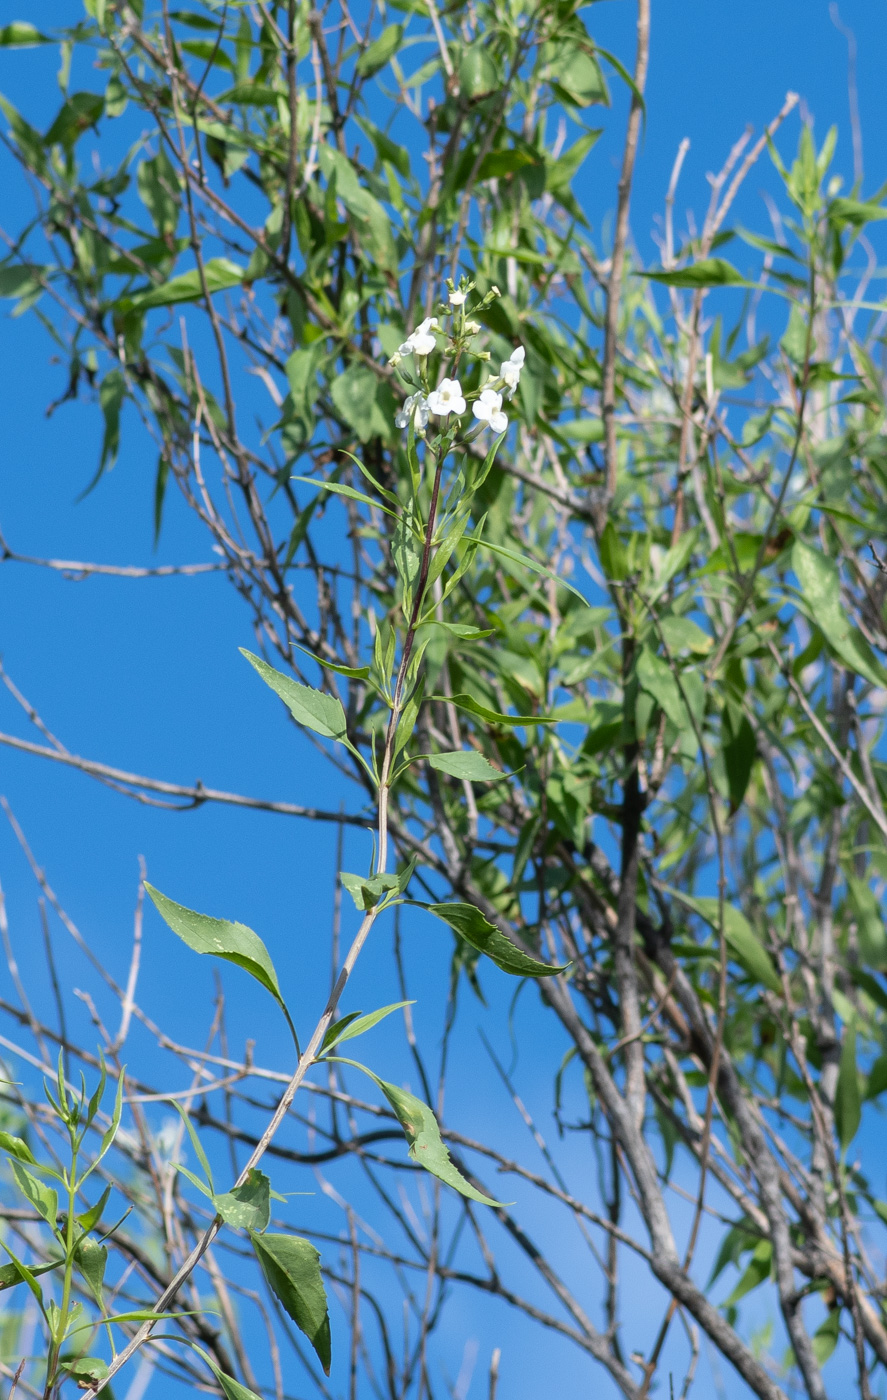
(389, 286, 525, 439)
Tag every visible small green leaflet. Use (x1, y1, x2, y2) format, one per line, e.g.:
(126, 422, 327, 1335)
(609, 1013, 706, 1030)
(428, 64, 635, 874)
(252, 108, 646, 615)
(145, 884, 284, 1005)
(251, 1233, 331, 1375)
(63, 1359, 108, 1387)
(425, 750, 503, 782)
(725, 1239, 772, 1305)
(439, 693, 557, 727)
(214, 1169, 271, 1232)
(792, 540, 887, 688)
(835, 1022, 861, 1152)
(291, 475, 399, 521)
(130, 257, 245, 310)
(667, 890, 781, 994)
(642, 258, 747, 289)
(0, 1130, 36, 1164)
(340, 858, 415, 912)
(190, 1345, 266, 1400)
(427, 903, 568, 978)
(322, 1001, 413, 1052)
(241, 650, 348, 742)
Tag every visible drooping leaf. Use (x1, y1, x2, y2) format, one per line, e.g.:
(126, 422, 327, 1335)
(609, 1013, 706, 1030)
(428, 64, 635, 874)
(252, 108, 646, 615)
(250, 1233, 331, 1375)
(98, 370, 125, 473)
(0, 1258, 60, 1292)
(669, 891, 781, 994)
(792, 540, 886, 688)
(372, 1076, 508, 1206)
(835, 1022, 861, 1152)
(812, 1309, 841, 1366)
(74, 1237, 107, 1308)
(145, 884, 283, 1005)
(636, 647, 686, 730)
(240, 650, 347, 742)
(426, 750, 503, 782)
(427, 903, 568, 978)
(214, 1169, 271, 1232)
(724, 1238, 772, 1304)
(722, 710, 757, 814)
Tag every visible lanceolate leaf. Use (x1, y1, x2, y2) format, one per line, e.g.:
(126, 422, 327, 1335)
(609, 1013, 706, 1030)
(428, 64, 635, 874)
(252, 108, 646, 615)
(145, 884, 284, 1006)
(322, 1001, 414, 1052)
(130, 257, 245, 310)
(250, 1233, 331, 1375)
(372, 1076, 507, 1206)
(427, 903, 568, 978)
(792, 540, 886, 688)
(668, 891, 781, 994)
(835, 1022, 861, 1152)
(439, 693, 557, 727)
(241, 650, 348, 742)
(642, 258, 747, 288)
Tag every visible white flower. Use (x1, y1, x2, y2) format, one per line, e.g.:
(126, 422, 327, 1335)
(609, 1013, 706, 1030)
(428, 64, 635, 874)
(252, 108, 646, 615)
(397, 316, 440, 358)
(395, 392, 430, 432)
(472, 387, 507, 433)
(427, 377, 466, 417)
(448, 288, 467, 306)
(500, 344, 525, 399)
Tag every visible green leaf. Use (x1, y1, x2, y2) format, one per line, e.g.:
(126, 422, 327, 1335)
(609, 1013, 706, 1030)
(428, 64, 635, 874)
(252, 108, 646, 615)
(426, 750, 503, 782)
(10, 1161, 57, 1225)
(240, 650, 348, 742)
(98, 370, 125, 474)
(214, 1169, 271, 1232)
(598, 521, 628, 581)
(725, 1238, 772, 1304)
(340, 871, 399, 912)
(0, 1243, 44, 1308)
(330, 363, 395, 444)
(136, 147, 179, 234)
(643, 258, 747, 289)
(467, 536, 589, 606)
(77, 1185, 111, 1234)
(145, 884, 283, 1006)
(830, 197, 887, 228)
(0, 1130, 36, 1164)
(322, 1001, 413, 1052)
(722, 710, 757, 814)
(74, 1237, 106, 1308)
(636, 647, 686, 729)
(812, 1309, 841, 1366)
(668, 891, 781, 994)
(356, 24, 403, 76)
(63, 1358, 109, 1387)
(215, 1371, 265, 1400)
(45, 92, 104, 149)
(427, 903, 568, 978)
(372, 1076, 507, 1206)
(130, 258, 245, 310)
(0, 1258, 60, 1292)
(250, 1233, 331, 1375)
(835, 1022, 861, 1152)
(792, 540, 887, 688)
(441, 693, 557, 727)
(0, 23, 50, 46)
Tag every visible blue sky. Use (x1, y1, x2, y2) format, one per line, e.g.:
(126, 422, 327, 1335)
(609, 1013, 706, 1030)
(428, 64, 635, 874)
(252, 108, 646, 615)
(1, 3, 886, 1397)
